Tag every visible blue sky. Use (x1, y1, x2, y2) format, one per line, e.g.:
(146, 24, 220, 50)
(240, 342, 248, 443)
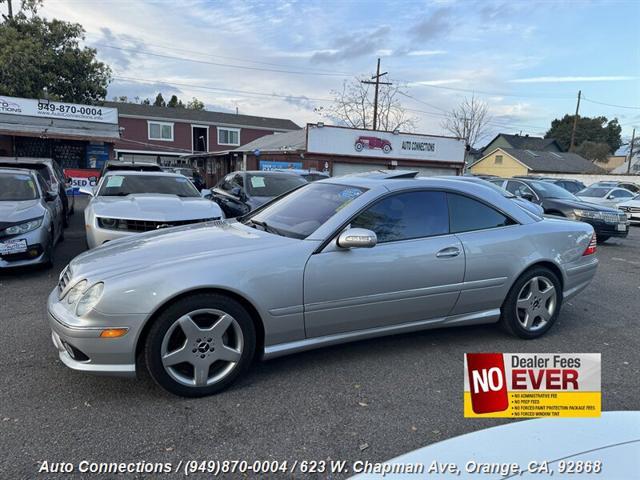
(30, 0, 640, 147)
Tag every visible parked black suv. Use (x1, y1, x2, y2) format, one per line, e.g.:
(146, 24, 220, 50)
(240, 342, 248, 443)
(490, 177, 629, 243)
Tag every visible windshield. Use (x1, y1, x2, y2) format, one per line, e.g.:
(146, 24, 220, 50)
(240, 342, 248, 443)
(0, 172, 39, 201)
(98, 174, 200, 197)
(530, 180, 578, 200)
(577, 187, 610, 198)
(246, 174, 307, 197)
(246, 182, 367, 239)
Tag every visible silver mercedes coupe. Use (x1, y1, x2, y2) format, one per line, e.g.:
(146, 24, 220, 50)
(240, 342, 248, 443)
(48, 171, 598, 397)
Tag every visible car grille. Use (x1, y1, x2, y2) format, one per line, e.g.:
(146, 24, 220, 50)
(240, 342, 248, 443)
(601, 212, 627, 223)
(58, 266, 72, 298)
(623, 207, 640, 213)
(98, 217, 218, 233)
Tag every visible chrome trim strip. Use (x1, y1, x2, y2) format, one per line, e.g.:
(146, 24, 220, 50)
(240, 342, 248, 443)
(263, 308, 500, 360)
(49, 309, 128, 333)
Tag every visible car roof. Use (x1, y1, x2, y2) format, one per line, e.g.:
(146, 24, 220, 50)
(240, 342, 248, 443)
(236, 170, 302, 177)
(103, 170, 185, 178)
(0, 156, 54, 166)
(0, 166, 37, 176)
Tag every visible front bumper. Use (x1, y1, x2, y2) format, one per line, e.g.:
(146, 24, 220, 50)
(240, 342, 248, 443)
(576, 217, 630, 238)
(86, 224, 135, 249)
(47, 289, 146, 376)
(0, 225, 50, 268)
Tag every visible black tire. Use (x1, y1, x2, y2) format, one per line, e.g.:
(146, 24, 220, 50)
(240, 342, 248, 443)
(499, 266, 562, 339)
(596, 235, 610, 244)
(144, 293, 256, 397)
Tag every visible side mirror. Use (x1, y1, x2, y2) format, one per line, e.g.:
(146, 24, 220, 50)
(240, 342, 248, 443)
(79, 186, 95, 196)
(230, 186, 243, 197)
(521, 193, 534, 202)
(200, 189, 212, 199)
(337, 228, 377, 249)
(606, 194, 615, 200)
(45, 190, 58, 202)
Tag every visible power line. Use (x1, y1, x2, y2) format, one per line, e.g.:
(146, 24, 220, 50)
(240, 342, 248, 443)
(581, 96, 640, 110)
(97, 44, 350, 77)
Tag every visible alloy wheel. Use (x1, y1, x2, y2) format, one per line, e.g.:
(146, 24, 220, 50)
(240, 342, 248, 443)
(516, 276, 557, 332)
(160, 309, 244, 387)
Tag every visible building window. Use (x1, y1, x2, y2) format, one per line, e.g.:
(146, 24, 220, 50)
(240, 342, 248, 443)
(218, 127, 240, 146)
(148, 121, 174, 141)
(495, 155, 503, 165)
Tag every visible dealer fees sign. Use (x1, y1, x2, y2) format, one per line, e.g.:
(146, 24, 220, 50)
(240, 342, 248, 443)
(464, 353, 601, 418)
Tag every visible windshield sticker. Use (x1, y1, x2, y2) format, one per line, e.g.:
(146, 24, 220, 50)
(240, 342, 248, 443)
(106, 176, 124, 188)
(251, 176, 266, 188)
(339, 188, 363, 200)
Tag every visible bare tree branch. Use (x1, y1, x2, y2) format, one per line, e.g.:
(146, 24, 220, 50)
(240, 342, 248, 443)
(319, 78, 417, 132)
(440, 95, 492, 147)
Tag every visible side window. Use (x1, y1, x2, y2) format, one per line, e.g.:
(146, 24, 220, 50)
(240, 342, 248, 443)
(232, 174, 244, 188)
(351, 191, 449, 243)
(506, 181, 534, 198)
(36, 175, 49, 197)
(611, 189, 633, 198)
(220, 174, 235, 191)
(448, 193, 515, 233)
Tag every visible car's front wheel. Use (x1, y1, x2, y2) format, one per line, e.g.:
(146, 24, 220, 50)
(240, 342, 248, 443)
(145, 293, 256, 397)
(499, 267, 562, 339)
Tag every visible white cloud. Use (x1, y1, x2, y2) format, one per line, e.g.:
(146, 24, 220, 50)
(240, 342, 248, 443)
(510, 76, 638, 83)
(409, 79, 462, 86)
(406, 50, 447, 56)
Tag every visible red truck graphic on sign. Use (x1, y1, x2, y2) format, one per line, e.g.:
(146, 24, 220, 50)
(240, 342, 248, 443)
(355, 136, 392, 154)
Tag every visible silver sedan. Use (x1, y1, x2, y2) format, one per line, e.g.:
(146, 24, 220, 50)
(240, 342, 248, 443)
(48, 171, 598, 396)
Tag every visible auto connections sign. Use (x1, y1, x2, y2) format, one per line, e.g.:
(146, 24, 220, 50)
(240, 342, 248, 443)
(0, 96, 118, 124)
(306, 124, 465, 163)
(464, 353, 601, 418)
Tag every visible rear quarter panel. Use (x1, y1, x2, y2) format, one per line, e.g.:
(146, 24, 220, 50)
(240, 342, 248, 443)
(450, 219, 595, 315)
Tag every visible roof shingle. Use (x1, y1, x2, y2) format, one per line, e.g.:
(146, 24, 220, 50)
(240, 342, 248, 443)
(104, 102, 300, 131)
(503, 148, 606, 174)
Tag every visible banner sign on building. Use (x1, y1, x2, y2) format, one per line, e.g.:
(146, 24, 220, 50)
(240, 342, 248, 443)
(0, 96, 118, 124)
(260, 160, 303, 171)
(63, 169, 100, 196)
(464, 353, 601, 418)
(306, 124, 465, 164)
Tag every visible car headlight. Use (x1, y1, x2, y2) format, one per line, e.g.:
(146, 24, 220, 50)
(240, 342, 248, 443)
(5, 217, 44, 235)
(75, 282, 104, 316)
(66, 280, 88, 304)
(97, 217, 123, 230)
(574, 209, 602, 220)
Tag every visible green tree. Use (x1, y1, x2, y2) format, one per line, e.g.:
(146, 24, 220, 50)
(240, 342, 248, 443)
(545, 115, 622, 154)
(186, 97, 205, 111)
(153, 93, 166, 107)
(574, 141, 610, 162)
(167, 94, 183, 108)
(0, 1, 111, 103)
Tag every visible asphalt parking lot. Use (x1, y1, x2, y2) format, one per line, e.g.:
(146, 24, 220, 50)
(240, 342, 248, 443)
(1, 197, 639, 478)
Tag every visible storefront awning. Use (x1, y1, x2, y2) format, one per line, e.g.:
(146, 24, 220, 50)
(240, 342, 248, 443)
(0, 113, 120, 143)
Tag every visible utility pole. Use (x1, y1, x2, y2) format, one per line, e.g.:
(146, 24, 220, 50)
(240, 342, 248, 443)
(6, 0, 13, 18)
(361, 58, 391, 130)
(569, 90, 581, 152)
(628, 127, 636, 175)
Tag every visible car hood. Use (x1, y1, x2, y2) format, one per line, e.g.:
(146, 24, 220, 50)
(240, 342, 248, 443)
(576, 196, 615, 205)
(619, 199, 640, 207)
(91, 194, 222, 220)
(68, 220, 297, 279)
(0, 199, 45, 224)
(545, 197, 619, 212)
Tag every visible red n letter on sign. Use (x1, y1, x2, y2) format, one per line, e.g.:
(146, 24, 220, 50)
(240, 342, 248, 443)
(466, 353, 509, 414)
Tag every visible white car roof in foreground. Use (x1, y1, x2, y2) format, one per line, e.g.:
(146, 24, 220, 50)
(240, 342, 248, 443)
(351, 411, 639, 479)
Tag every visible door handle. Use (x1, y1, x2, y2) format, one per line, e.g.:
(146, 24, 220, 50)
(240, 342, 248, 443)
(436, 246, 461, 258)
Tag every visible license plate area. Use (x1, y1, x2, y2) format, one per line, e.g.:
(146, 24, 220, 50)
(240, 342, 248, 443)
(616, 223, 627, 231)
(0, 239, 28, 255)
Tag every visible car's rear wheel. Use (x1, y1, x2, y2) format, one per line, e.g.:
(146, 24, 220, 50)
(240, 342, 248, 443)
(145, 293, 256, 397)
(596, 235, 610, 244)
(499, 267, 562, 339)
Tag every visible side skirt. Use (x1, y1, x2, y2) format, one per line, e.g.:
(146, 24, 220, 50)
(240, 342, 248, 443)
(262, 308, 500, 360)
